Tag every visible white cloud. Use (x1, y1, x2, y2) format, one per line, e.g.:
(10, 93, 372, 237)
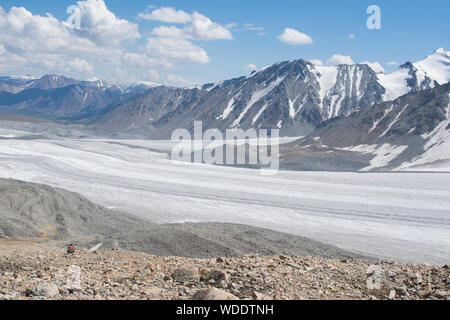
(325, 54, 354, 66)
(243, 64, 257, 71)
(278, 28, 313, 45)
(146, 37, 210, 64)
(166, 73, 189, 86)
(151, 16, 232, 41)
(152, 26, 186, 38)
(0, 6, 90, 54)
(185, 12, 232, 41)
(122, 53, 161, 68)
(0, 3, 158, 83)
(144, 8, 232, 67)
(387, 61, 399, 66)
(322, 54, 385, 72)
(0, 3, 232, 85)
(141, 7, 232, 41)
(0, 2, 231, 84)
(244, 23, 264, 31)
(225, 22, 239, 31)
(309, 59, 323, 66)
(66, 58, 94, 73)
(348, 33, 356, 40)
(138, 7, 191, 24)
(360, 61, 385, 73)
(148, 69, 160, 81)
(68, 0, 140, 47)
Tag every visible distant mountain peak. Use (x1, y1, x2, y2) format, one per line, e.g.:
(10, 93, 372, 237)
(434, 47, 449, 56)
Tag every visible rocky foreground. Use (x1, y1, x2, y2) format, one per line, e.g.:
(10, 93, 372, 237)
(0, 242, 448, 300)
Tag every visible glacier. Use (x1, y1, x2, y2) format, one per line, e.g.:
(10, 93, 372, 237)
(0, 136, 449, 264)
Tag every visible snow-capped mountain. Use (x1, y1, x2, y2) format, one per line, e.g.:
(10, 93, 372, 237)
(378, 48, 450, 100)
(0, 74, 120, 94)
(0, 75, 123, 119)
(1, 48, 449, 136)
(93, 48, 450, 138)
(0, 75, 79, 93)
(94, 60, 386, 138)
(281, 83, 450, 171)
(122, 82, 162, 98)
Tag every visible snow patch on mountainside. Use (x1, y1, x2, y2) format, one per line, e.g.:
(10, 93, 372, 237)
(378, 68, 411, 101)
(354, 68, 363, 98)
(414, 48, 450, 85)
(399, 95, 450, 171)
(369, 103, 394, 133)
(252, 101, 269, 125)
(340, 144, 408, 171)
(232, 76, 285, 127)
(288, 98, 295, 119)
(218, 91, 241, 120)
(378, 48, 450, 101)
(314, 66, 339, 103)
(380, 104, 409, 138)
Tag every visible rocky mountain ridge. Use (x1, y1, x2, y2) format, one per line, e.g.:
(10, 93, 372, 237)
(280, 83, 450, 171)
(2, 48, 449, 137)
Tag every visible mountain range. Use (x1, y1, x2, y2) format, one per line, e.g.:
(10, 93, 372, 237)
(91, 47, 450, 138)
(281, 82, 450, 171)
(0, 48, 450, 172)
(1, 48, 449, 137)
(0, 75, 125, 119)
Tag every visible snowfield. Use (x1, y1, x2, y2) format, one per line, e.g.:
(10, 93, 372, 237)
(0, 138, 449, 264)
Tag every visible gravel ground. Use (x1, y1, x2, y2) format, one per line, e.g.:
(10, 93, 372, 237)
(0, 243, 448, 300)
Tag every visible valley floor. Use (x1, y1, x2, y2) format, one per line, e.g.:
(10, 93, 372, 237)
(0, 137, 449, 264)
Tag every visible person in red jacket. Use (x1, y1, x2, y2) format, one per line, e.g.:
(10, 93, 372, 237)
(67, 244, 75, 254)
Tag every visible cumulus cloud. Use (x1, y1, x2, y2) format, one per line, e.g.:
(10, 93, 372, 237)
(0, 2, 159, 83)
(243, 64, 257, 71)
(186, 11, 232, 41)
(122, 53, 162, 68)
(138, 7, 191, 24)
(146, 37, 210, 65)
(166, 73, 189, 86)
(144, 7, 232, 67)
(149, 12, 232, 41)
(68, 0, 140, 47)
(0, 5, 98, 76)
(348, 33, 356, 40)
(0, 3, 231, 85)
(278, 28, 313, 45)
(0, 6, 91, 54)
(325, 54, 354, 66)
(152, 26, 186, 38)
(148, 69, 160, 81)
(322, 54, 385, 72)
(66, 58, 94, 73)
(360, 61, 385, 73)
(387, 61, 399, 66)
(309, 59, 323, 66)
(139, 7, 232, 41)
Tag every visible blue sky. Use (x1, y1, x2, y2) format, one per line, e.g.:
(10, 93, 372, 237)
(0, 0, 449, 86)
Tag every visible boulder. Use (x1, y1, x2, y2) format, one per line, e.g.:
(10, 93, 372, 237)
(35, 282, 59, 298)
(200, 269, 228, 283)
(366, 265, 384, 290)
(192, 287, 238, 301)
(252, 291, 272, 300)
(171, 267, 199, 284)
